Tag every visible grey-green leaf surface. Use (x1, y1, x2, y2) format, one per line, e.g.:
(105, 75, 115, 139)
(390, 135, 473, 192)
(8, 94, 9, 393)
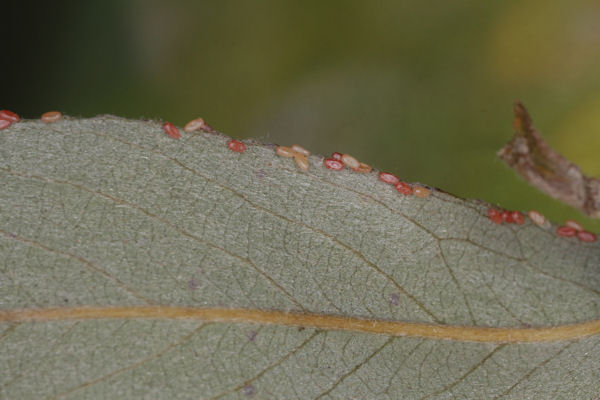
(1, 116, 599, 399)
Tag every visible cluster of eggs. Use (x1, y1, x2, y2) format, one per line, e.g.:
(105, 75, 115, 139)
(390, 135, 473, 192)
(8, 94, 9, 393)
(2, 109, 597, 243)
(274, 145, 431, 198)
(0, 109, 62, 130)
(488, 207, 596, 242)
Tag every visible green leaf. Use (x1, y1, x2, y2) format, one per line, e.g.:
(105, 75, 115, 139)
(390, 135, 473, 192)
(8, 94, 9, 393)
(1, 116, 599, 399)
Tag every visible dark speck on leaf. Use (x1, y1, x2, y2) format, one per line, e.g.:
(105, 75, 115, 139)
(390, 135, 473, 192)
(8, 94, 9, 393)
(242, 383, 255, 397)
(255, 169, 266, 179)
(187, 278, 198, 290)
(388, 293, 400, 306)
(247, 330, 257, 341)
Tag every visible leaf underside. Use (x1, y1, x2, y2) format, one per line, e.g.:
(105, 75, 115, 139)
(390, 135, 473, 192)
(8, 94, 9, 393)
(1, 116, 599, 399)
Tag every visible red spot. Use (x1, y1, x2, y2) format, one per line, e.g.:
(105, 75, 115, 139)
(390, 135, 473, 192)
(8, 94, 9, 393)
(511, 211, 524, 225)
(378, 172, 399, 185)
(0, 109, 20, 123)
(227, 139, 246, 153)
(501, 211, 513, 223)
(488, 208, 502, 224)
(324, 158, 344, 170)
(395, 181, 412, 195)
(577, 231, 597, 242)
(162, 122, 180, 139)
(0, 119, 11, 130)
(556, 226, 576, 237)
(331, 152, 343, 161)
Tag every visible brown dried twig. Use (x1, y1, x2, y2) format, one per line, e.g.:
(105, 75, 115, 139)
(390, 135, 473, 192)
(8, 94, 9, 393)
(498, 101, 600, 218)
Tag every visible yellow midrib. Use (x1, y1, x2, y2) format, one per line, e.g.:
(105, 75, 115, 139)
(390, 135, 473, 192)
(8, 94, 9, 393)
(1, 306, 599, 343)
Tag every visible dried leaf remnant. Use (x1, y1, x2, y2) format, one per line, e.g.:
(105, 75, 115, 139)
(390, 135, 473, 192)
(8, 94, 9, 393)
(498, 101, 600, 218)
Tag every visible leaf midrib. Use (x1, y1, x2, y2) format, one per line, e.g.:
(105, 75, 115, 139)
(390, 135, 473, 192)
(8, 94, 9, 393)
(2, 306, 599, 343)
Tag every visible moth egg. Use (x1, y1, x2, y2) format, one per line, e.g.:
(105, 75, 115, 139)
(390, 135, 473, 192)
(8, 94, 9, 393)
(0, 109, 20, 123)
(275, 146, 295, 158)
(331, 152, 343, 161)
(511, 211, 524, 225)
(41, 111, 62, 123)
(378, 172, 399, 185)
(0, 119, 11, 130)
(324, 158, 344, 170)
(577, 231, 597, 242)
(488, 208, 502, 224)
(341, 154, 360, 169)
(227, 139, 246, 153)
(162, 122, 180, 139)
(501, 211, 513, 223)
(395, 181, 413, 196)
(294, 153, 309, 171)
(353, 162, 372, 174)
(556, 226, 576, 237)
(291, 144, 310, 157)
(184, 117, 205, 132)
(413, 186, 430, 198)
(527, 210, 546, 226)
(565, 219, 583, 232)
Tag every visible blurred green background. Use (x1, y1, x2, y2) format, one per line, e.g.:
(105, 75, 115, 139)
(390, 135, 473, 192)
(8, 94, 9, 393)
(4, 0, 600, 230)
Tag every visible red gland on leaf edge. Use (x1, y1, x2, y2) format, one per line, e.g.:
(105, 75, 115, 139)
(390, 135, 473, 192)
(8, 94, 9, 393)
(0, 109, 20, 123)
(577, 231, 597, 242)
(227, 139, 246, 153)
(0, 119, 11, 130)
(162, 122, 180, 139)
(395, 182, 412, 196)
(378, 172, 400, 185)
(556, 226, 577, 237)
(324, 158, 344, 170)
(488, 209, 502, 224)
(331, 152, 343, 161)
